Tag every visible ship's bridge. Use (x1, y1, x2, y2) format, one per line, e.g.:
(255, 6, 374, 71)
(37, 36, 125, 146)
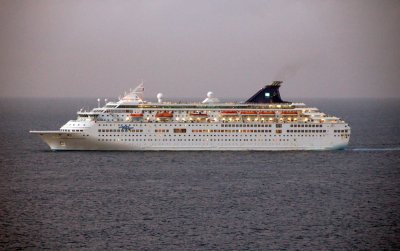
(76, 110, 100, 121)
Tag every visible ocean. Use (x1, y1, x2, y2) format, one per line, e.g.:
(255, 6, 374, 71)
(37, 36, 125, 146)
(0, 98, 399, 250)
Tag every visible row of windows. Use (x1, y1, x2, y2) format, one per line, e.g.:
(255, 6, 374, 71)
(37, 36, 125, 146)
(97, 128, 276, 133)
(287, 130, 326, 133)
(334, 134, 350, 138)
(192, 129, 272, 133)
(290, 124, 323, 128)
(222, 124, 272, 128)
(155, 129, 169, 133)
(68, 124, 85, 127)
(98, 138, 296, 142)
(104, 109, 132, 113)
(98, 129, 143, 133)
(61, 129, 83, 132)
(334, 130, 349, 133)
(174, 128, 187, 133)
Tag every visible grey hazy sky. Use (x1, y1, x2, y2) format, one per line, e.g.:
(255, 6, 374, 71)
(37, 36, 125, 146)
(0, 0, 399, 99)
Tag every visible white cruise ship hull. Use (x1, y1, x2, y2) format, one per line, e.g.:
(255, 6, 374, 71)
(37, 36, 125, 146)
(30, 128, 349, 151)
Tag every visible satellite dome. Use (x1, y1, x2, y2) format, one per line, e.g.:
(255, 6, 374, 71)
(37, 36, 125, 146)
(202, 91, 219, 103)
(157, 93, 163, 103)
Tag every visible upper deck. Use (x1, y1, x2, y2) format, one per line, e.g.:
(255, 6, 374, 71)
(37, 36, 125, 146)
(73, 82, 342, 125)
(101, 102, 306, 110)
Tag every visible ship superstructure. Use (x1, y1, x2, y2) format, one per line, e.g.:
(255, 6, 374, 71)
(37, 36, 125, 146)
(30, 81, 351, 150)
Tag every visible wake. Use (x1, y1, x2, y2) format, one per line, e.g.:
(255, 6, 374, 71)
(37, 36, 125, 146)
(347, 147, 400, 152)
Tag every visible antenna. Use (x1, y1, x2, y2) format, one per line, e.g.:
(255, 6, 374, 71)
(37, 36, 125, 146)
(97, 98, 100, 108)
(104, 98, 108, 104)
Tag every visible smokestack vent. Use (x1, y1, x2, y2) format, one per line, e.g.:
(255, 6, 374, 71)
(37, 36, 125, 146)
(245, 81, 289, 104)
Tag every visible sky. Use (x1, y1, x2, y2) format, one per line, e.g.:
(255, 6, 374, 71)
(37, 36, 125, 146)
(0, 0, 399, 100)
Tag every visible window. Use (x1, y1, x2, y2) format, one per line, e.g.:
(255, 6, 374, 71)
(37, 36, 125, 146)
(174, 128, 187, 133)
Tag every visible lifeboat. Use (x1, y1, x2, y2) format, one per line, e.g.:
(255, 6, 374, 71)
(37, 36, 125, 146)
(281, 111, 298, 115)
(221, 110, 238, 115)
(130, 113, 143, 117)
(259, 111, 275, 115)
(156, 112, 173, 118)
(190, 112, 208, 117)
(240, 111, 258, 115)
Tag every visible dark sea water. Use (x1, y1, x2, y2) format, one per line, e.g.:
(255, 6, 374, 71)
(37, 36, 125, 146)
(0, 98, 399, 250)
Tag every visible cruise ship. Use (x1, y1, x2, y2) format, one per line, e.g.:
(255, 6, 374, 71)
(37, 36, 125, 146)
(30, 81, 351, 151)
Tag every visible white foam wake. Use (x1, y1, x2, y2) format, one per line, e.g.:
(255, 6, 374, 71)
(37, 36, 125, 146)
(348, 147, 400, 151)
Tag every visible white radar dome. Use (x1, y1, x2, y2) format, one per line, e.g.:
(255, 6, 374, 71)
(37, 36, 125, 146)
(202, 91, 219, 103)
(157, 93, 163, 103)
